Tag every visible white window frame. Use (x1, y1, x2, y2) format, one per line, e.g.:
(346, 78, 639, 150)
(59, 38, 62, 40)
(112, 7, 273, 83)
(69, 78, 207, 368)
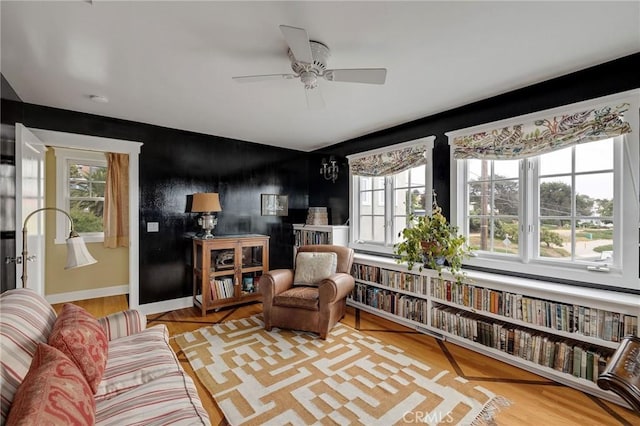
(54, 147, 107, 244)
(348, 137, 435, 255)
(448, 90, 640, 291)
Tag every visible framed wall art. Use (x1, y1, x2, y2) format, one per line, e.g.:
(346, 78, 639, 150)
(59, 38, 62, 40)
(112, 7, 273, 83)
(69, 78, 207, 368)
(261, 194, 288, 216)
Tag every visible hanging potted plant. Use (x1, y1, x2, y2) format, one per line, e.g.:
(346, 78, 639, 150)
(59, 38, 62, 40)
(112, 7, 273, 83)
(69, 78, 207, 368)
(394, 194, 471, 284)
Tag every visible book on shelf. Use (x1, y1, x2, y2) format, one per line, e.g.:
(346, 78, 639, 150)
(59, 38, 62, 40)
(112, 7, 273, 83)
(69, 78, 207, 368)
(210, 277, 235, 300)
(351, 260, 635, 396)
(431, 303, 615, 384)
(430, 278, 637, 343)
(611, 313, 620, 342)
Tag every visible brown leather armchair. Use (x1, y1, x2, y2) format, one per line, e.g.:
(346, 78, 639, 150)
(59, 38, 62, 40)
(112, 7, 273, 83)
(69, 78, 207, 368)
(260, 245, 355, 339)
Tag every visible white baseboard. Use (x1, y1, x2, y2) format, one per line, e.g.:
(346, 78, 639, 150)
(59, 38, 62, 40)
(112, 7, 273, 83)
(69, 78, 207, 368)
(137, 296, 193, 316)
(45, 285, 129, 305)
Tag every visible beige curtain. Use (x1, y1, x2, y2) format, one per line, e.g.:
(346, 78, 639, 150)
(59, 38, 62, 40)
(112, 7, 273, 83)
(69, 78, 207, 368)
(104, 153, 129, 248)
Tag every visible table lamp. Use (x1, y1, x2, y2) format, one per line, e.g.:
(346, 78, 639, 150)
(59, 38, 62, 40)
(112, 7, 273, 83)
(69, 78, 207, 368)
(191, 193, 222, 239)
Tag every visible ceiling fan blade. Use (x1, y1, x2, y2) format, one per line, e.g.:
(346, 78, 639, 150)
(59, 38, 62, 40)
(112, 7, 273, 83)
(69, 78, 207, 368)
(305, 87, 325, 110)
(232, 74, 297, 83)
(279, 25, 314, 64)
(324, 68, 387, 84)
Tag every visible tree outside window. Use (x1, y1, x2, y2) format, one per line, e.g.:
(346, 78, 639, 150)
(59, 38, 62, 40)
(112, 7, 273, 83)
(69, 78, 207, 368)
(68, 162, 106, 233)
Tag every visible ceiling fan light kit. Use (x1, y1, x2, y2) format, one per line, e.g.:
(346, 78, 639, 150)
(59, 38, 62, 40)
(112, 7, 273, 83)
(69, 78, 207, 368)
(232, 25, 387, 102)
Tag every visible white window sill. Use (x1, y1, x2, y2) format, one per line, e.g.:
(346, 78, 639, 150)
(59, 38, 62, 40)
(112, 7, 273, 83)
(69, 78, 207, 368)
(461, 255, 638, 291)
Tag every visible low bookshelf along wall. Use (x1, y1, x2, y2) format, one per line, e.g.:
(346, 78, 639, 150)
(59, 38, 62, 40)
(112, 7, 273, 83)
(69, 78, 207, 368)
(348, 253, 640, 407)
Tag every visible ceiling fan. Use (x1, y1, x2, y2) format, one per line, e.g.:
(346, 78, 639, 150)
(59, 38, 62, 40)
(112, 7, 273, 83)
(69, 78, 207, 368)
(232, 25, 387, 107)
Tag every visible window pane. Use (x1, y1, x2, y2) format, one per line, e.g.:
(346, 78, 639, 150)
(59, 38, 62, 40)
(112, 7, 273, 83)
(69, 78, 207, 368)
(494, 217, 519, 255)
(360, 177, 372, 191)
(539, 220, 570, 259)
(468, 181, 493, 215)
(89, 165, 106, 177)
(69, 178, 89, 197)
(575, 172, 613, 213)
(576, 226, 613, 262)
(493, 179, 519, 216)
(576, 139, 613, 173)
(468, 216, 490, 251)
(465, 158, 520, 257)
(92, 182, 106, 197)
(70, 200, 104, 232)
(69, 162, 106, 198)
(395, 170, 408, 187)
(359, 216, 372, 241)
(468, 216, 519, 256)
(539, 177, 572, 216)
(359, 192, 372, 214)
(373, 190, 385, 215)
(493, 160, 519, 179)
(410, 165, 426, 186)
(394, 188, 409, 215)
(539, 147, 571, 176)
(467, 159, 488, 182)
(373, 177, 385, 190)
(68, 161, 106, 236)
(410, 188, 426, 213)
(372, 216, 385, 242)
(393, 217, 408, 244)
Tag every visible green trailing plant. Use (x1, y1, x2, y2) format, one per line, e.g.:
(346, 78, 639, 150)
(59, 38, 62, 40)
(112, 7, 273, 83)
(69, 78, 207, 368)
(394, 195, 471, 284)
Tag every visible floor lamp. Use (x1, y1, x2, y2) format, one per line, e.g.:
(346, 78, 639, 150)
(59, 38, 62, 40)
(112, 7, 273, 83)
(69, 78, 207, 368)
(18, 207, 97, 288)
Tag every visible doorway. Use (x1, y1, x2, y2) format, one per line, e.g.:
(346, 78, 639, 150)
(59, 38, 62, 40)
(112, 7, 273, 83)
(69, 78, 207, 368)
(15, 125, 142, 308)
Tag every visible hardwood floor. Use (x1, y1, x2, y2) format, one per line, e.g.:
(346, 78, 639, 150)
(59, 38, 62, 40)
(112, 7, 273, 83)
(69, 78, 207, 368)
(54, 296, 640, 425)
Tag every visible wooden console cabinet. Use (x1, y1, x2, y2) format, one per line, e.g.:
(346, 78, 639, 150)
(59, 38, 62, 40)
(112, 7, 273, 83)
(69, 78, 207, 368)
(192, 234, 269, 316)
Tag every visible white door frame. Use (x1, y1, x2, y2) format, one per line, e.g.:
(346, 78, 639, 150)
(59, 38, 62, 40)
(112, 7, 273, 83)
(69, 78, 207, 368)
(16, 124, 47, 295)
(27, 127, 143, 309)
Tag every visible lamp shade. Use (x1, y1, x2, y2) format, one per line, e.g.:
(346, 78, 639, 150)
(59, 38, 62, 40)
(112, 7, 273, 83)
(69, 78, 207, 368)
(65, 236, 98, 270)
(191, 193, 222, 213)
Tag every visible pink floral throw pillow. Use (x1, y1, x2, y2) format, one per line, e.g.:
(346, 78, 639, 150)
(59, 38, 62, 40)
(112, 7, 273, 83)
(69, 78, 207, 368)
(48, 303, 108, 393)
(6, 343, 95, 425)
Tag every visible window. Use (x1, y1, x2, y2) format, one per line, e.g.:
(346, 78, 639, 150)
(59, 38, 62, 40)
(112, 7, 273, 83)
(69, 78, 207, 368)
(536, 139, 614, 262)
(449, 91, 639, 290)
(348, 137, 434, 255)
(465, 139, 615, 261)
(466, 158, 520, 256)
(55, 148, 106, 243)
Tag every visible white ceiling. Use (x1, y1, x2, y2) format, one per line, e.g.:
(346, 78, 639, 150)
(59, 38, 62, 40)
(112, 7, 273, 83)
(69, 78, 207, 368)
(2, 1, 639, 152)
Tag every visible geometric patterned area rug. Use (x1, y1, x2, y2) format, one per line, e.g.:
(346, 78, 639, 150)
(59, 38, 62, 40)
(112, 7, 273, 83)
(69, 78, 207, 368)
(174, 315, 510, 426)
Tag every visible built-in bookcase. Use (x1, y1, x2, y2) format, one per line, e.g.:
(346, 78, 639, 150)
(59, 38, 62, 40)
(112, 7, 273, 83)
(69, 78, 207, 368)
(348, 253, 640, 407)
(293, 224, 348, 246)
(292, 224, 349, 259)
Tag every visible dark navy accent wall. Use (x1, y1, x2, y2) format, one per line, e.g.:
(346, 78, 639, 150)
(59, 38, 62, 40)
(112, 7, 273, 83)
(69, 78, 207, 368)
(308, 152, 349, 226)
(312, 53, 640, 221)
(0, 100, 309, 303)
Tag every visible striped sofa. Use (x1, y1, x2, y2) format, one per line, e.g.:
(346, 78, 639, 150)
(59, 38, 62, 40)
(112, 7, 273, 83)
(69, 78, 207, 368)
(0, 288, 210, 425)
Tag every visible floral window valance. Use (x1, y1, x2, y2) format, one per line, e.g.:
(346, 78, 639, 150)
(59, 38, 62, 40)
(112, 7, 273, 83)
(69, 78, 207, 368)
(452, 103, 631, 160)
(349, 144, 429, 176)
